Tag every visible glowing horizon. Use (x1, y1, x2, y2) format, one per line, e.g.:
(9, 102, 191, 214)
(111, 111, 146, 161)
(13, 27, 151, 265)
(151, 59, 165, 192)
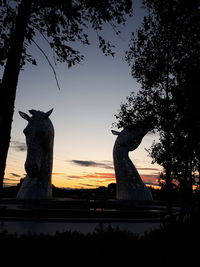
(4, 151, 161, 189)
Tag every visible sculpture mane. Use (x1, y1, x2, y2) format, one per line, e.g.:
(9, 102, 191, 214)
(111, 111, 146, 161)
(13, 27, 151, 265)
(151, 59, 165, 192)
(17, 109, 54, 200)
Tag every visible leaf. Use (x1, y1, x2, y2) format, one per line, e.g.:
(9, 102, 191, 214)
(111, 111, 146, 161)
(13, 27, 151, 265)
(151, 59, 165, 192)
(32, 59, 37, 65)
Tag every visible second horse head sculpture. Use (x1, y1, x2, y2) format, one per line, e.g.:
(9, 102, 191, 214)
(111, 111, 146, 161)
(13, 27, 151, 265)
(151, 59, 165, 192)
(112, 119, 155, 201)
(17, 109, 54, 199)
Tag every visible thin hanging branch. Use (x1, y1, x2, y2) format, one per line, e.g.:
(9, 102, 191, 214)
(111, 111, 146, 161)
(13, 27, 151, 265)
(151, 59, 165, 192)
(31, 39, 61, 90)
(30, 23, 58, 66)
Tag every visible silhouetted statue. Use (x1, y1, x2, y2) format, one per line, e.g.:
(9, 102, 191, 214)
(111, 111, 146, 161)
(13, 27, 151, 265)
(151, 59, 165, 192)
(17, 109, 54, 199)
(112, 120, 154, 201)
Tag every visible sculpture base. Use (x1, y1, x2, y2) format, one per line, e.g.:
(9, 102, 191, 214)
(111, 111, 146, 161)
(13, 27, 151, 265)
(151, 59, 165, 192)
(116, 184, 153, 201)
(16, 176, 52, 200)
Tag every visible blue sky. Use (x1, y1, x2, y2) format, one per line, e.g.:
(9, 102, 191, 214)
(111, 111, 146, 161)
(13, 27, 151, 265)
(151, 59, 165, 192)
(3, 0, 162, 188)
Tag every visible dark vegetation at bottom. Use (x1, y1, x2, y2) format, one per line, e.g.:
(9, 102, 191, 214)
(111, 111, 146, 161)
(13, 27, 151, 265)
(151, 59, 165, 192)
(1, 215, 199, 265)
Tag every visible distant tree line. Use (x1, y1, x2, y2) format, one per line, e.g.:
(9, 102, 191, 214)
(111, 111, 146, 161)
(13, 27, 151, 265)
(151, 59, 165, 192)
(114, 0, 200, 201)
(1, 182, 117, 198)
(1, 182, 179, 202)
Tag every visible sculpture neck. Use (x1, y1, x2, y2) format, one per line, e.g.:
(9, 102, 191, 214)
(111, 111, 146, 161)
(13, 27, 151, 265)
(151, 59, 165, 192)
(113, 146, 129, 163)
(38, 143, 53, 182)
(113, 145, 141, 182)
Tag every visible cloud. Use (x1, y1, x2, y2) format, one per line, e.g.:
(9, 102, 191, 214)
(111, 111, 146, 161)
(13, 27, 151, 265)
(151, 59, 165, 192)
(67, 175, 83, 179)
(70, 160, 114, 170)
(4, 177, 20, 182)
(141, 175, 159, 186)
(11, 141, 26, 152)
(65, 171, 159, 188)
(10, 173, 20, 177)
(3, 177, 21, 187)
(137, 167, 161, 171)
(52, 172, 66, 176)
(66, 172, 159, 185)
(66, 172, 115, 181)
(78, 183, 96, 188)
(83, 172, 115, 180)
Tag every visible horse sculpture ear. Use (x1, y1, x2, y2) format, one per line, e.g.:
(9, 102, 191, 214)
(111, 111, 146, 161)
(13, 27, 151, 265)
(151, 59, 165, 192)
(111, 130, 120, 136)
(19, 111, 31, 121)
(44, 108, 54, 119)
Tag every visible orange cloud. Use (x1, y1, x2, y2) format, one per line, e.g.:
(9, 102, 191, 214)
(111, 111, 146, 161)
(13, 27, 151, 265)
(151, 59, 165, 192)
(65, 172, 115, 183)
(66, 172, 159, 185)
(83, 172, 115, 179)
(52, 172, 66, 176)
(56, 172, 160, 189)
(141, 175, 159, 185)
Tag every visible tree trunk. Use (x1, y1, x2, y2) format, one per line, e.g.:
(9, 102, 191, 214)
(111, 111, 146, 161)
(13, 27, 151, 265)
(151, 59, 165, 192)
(0, 0, 32, 193)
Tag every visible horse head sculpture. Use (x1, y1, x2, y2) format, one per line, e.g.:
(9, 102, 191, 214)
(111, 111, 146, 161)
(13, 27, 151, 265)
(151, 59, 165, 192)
(17, 109, 54, 199)
(112, 118, 155, 201)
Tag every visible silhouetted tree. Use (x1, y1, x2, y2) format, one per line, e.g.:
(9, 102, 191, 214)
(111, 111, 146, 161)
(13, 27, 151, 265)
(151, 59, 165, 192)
(0, 0, 133, 191)
(116, 0, 177, 198)
(114, 0, 200, 199)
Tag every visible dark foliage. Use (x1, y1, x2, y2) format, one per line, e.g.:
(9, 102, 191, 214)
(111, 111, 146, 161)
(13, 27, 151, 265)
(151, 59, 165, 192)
(0, 0, 133, 68)
(1, 216, 200, 265)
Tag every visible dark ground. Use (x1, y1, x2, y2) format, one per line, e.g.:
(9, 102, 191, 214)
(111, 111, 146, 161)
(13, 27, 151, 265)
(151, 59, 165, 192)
(1, 185, 200, 266)
(0, 215, 199, 266)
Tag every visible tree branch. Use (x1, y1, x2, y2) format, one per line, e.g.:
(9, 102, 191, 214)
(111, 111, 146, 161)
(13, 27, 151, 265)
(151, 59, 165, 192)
(31, 39, 61, 90)
(30, 23, 58, 66)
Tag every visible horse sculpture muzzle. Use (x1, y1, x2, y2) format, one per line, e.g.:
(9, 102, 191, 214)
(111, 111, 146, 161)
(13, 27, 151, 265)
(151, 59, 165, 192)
(24, 141, 42, 178)
(25, 161, 39, 178)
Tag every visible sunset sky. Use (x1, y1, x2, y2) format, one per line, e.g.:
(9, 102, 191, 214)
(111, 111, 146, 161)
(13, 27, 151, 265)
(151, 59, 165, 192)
(3, 0, 162, 189)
